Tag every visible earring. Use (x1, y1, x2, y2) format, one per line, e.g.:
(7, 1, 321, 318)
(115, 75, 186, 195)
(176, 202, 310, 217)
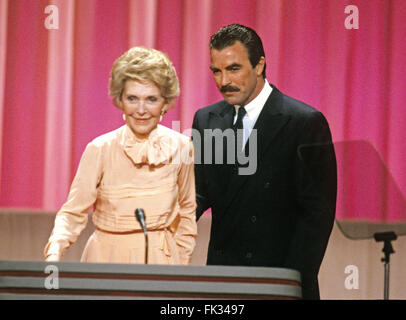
(122, 114, 126, 121)
(160, 110, 166, 122)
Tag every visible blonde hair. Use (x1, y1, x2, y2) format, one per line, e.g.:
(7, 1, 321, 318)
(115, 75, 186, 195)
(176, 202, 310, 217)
(109, 47, 180, 108)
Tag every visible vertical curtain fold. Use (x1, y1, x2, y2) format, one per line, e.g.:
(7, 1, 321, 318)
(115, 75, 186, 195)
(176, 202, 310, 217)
(0, 0, 8, 194)
(178, 0, 213, 131)
(1, 0, 49, 208)
(43, 0, 75, 210)
(128, 0, 158, 48)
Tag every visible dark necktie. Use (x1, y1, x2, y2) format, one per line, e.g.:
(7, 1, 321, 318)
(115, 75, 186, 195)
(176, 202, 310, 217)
(232, 106, 246, 165)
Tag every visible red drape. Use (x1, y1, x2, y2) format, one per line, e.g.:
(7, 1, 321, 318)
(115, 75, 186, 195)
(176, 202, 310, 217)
(1, 0, 405, 222)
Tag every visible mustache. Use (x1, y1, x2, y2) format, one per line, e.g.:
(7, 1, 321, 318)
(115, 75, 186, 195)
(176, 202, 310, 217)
(220, 85, 240, 93)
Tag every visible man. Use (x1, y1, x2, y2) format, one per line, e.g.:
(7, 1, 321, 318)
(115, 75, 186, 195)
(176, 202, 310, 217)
(192, 24, 337, 299)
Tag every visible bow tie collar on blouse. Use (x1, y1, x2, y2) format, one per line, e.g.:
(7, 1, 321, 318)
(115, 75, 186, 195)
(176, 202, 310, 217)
(122, 125, 178, 166)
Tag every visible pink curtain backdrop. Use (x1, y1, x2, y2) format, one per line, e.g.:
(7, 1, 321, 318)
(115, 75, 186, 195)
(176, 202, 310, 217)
(1, 0, 405, 222)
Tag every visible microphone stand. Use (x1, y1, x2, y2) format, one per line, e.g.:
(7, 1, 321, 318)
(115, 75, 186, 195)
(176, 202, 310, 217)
(135, 208, 148, 264)
(142, 225, 148, 265)
(374, 231, 397, 300)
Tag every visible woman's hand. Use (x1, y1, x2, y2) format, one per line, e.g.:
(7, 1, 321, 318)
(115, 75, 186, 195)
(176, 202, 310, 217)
(45, 254, 60, 262)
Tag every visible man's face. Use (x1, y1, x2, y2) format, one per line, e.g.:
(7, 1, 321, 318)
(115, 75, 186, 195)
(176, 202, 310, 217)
(210, 41, 265, 106)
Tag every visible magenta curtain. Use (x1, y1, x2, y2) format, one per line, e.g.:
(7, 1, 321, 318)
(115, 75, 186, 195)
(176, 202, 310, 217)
(1, 0, 405, 222)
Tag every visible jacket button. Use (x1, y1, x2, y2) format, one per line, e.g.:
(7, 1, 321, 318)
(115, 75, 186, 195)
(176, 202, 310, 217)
(264, 182, 271, 189)
(216, 250, 223, 256)
(245, 252, 253, 259)
(251, 216, 257, 223)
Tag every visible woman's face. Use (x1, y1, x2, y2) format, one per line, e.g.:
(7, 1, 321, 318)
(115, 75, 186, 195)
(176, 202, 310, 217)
(119, 80, 168, 139)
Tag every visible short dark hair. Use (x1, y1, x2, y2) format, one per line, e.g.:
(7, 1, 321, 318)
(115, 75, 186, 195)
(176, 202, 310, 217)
(210, 24, 266, 78)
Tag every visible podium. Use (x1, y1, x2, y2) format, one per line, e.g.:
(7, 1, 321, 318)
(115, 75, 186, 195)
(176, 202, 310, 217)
(0, 260, 301, 299)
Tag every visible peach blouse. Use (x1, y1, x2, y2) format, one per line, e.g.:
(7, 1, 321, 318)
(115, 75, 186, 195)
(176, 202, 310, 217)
(44, 124, 197, 265)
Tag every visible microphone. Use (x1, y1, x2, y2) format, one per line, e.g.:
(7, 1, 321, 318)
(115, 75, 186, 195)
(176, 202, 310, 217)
(135, 208, 147, 231)
(135, 208, 148, 264)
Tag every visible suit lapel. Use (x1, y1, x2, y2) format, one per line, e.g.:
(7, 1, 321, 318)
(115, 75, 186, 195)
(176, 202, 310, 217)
(207, 102, 235, 168)
(250, 86, 291, 162)
(208, 102, 234, 131)
(221, 86, 291, 215)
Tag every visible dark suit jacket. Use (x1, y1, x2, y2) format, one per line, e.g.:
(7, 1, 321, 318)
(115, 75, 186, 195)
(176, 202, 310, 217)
(192, 85, 337, 299)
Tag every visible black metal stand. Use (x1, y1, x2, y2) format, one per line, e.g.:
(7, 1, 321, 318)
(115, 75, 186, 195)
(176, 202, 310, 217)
(373, 231, 397, 300)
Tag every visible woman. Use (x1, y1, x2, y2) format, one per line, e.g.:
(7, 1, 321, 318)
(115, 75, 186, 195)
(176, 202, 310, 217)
(44, 47, 197, 265)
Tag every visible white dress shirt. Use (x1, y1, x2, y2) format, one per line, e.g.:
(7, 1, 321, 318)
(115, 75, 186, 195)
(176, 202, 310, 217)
(233, 79, 273, 148)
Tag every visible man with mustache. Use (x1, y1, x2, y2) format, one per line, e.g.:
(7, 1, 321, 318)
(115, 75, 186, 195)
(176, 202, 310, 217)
(192, 24, 337, 299)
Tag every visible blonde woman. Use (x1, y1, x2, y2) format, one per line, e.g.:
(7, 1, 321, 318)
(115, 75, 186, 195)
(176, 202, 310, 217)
(44, 47, 197, 265)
